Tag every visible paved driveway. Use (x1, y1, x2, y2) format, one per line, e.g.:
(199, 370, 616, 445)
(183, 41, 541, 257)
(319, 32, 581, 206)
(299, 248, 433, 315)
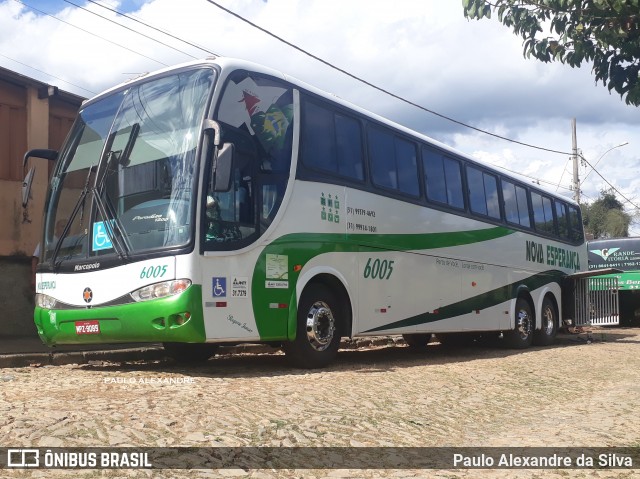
(1, 329, 639, 478)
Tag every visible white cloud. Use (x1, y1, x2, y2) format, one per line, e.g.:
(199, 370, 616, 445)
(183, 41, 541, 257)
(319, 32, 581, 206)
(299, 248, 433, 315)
(1, 0, 638, 230)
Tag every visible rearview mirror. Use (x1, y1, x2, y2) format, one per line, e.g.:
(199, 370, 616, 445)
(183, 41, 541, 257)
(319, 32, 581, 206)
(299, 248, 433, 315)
(212, 143, 235, 192)
(22, 167, 35, 208)
(23, 148, 58, 168)
(22, 149, 58, 208)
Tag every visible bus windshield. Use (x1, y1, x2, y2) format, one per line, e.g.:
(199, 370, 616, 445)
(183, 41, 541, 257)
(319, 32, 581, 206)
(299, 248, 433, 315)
(42, 67, 215, 265)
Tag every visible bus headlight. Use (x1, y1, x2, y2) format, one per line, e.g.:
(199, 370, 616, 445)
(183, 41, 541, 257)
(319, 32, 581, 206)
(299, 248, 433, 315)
(36, 293, 57, 309)
(130, 279, 192, 302)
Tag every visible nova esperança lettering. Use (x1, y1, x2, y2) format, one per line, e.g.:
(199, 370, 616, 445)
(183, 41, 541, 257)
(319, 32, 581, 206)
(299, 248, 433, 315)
(525, 241, 580, 271)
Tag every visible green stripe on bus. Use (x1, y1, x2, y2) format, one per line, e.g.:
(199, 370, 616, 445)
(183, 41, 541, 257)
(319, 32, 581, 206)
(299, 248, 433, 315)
(362, 270, 566, 333)
(251, 226, 516, 340)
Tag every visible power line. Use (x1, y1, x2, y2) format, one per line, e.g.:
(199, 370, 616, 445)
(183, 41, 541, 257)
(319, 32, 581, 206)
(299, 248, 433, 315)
(203, 0, 573, 156)
(555, 157, 571, 193)
(12, 0, 169, 67)
(85, 0, 219, 57)
(492, 163, 573, 191)
(0, 51, 96, 95)
(61, 0, 198, 59)
(578, 153, 640, 210)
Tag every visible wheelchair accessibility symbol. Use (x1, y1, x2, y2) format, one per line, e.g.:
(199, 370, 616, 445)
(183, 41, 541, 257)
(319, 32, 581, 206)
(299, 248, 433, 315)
(92, 221, 113, 251)
(212, 277, 226, 297)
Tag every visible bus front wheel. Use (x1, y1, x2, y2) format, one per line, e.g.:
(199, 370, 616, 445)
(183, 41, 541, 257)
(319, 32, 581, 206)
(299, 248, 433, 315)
(503, 297, 534, 349)
(284, 284, 341, 369)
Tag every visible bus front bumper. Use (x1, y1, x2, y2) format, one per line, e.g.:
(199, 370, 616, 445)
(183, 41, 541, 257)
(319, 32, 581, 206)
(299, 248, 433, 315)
(34, 285, 205, 346)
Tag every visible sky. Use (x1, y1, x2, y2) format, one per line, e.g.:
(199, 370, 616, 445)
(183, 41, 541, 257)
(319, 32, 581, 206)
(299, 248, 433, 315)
(1, 0, 639, 233)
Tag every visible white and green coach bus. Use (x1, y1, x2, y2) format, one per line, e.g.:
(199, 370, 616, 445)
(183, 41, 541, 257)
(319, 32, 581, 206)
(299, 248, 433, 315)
(28, 57, 586, 368)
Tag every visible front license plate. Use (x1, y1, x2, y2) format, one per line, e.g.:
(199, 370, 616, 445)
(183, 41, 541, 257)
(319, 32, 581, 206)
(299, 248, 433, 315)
(75, 320, 100, 335)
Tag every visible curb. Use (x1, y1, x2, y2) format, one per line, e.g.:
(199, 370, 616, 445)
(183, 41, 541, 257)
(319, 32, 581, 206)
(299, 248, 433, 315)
(0, 337, 402, 368)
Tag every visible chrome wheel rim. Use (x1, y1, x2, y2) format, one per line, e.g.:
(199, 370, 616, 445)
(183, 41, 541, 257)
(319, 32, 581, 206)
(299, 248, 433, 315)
(516, 307, 532, 340)
(542, 305, 555, 335)
(305, 300, 335, 351)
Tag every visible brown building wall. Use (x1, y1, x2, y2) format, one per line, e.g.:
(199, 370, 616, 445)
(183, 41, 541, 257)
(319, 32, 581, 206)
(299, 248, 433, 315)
(0, 68, 83, 340)
(0, 69, 83, 257)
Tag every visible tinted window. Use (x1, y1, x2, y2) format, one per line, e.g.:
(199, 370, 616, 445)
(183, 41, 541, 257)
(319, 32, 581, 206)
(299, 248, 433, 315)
(485, 174, 500, 219)
(503, 181, 518, 224)
(303, 101, 334, 172)
(302, 99, 363, 180)
(567, 205, 584, 242)
(395, 138, 419, 195)
(368, 126, 419, 196)
(467, 166, 500, 219)
(369, 128, 395, 189)
(531, 192, 555, 235)
(503, 180, 531, 227)
(555, 201, 569, 239)
(335, 114, 364, 180)
(423, 148, 464, 208)
(516, 186, 530, 227)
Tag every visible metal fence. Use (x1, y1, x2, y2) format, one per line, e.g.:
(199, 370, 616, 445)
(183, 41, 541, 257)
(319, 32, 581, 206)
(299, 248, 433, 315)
(574, 276, 620, 326)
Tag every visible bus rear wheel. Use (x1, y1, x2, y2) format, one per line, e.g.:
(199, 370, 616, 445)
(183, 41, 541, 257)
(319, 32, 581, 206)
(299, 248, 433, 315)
(402, 333, 433, 350)
(163, 342, 219, 363)
(533, 297, 557, 346)
(503, 297, 534, 349)
(284, 284, 341, 369)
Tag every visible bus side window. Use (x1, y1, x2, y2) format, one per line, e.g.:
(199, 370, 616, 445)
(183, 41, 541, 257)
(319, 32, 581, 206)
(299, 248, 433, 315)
(335, 114, 364, 181)
(502, 180, 531, 228)
(395, 137, 419, 196)
(301, 99, 364, 181)
(555, 201, 570, 240)
(423, 148, 464, 209)
(368, 126, 397, 189)
(567, 205, 584, 242)
(531, 192, 555, 235)
(467, 166, 500, 219)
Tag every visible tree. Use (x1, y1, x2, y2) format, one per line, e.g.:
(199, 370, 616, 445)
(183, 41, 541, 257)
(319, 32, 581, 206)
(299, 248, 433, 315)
(462, 0, 640, 106)
(581, 189, 631, 238)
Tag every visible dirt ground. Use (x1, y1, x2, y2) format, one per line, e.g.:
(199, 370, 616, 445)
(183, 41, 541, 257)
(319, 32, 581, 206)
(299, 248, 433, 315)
(1, 327, 639, 479)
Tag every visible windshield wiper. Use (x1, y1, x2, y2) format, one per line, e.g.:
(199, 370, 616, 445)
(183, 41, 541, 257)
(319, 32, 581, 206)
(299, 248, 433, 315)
(49, 128, 118, 269)
(92, 123, 140, 259)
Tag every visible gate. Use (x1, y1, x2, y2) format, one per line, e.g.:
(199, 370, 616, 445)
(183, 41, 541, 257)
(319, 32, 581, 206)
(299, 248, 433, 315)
(574, 276, 620, 326)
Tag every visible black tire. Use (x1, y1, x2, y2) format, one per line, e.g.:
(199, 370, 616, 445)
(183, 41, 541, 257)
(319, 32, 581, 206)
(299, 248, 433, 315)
(503, 297, 534, 349)
(436, 332, 475, 347)
(533, 297, 558, 346)
(283, 284, 342, 369)
(163, 342, 219, 363)
(402, 333, 433, 350)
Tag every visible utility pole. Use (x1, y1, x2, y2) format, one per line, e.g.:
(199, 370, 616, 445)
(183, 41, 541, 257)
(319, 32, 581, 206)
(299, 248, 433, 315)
(571, 118, 580, 203)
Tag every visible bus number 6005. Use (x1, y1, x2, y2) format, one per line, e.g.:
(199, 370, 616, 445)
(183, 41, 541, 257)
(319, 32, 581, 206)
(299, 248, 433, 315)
(140, 265, 168, 279)
(363, 258, 394, 280)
